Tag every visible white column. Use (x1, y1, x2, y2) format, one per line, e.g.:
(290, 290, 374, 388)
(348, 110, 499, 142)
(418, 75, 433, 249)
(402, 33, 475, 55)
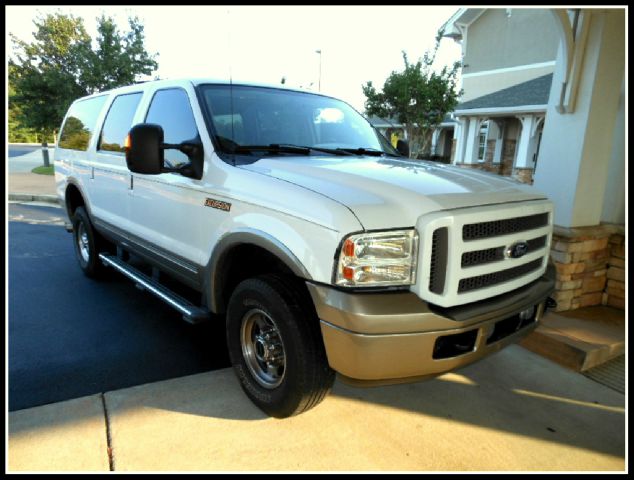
(463, 117, 483, 164)
(515, 115, 537, 168)
(490, 119, 505, 163)
(452, 117, 469, 164)
(534, 9, 624, 227)
(600, 76, 624, 224)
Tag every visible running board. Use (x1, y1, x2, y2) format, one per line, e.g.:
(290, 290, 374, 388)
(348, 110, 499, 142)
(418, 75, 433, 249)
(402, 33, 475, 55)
(99, 253, 210, 324)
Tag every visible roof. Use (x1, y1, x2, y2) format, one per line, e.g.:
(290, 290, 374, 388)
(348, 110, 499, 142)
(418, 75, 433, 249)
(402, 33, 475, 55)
(73, 77, 345, 106)
(367, 116, 455, 129)
(455, 74, 553, 114)
(440, 8, 485, 40)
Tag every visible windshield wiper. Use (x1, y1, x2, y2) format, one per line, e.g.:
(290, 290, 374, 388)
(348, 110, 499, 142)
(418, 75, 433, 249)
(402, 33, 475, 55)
(232, 144, 310, 155)
(336, 147, 386, 157)
(230, 143, 356, 156)
(299, 145, 355, 156)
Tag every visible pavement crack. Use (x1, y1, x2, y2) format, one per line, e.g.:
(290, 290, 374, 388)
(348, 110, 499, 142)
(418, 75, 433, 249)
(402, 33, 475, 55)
(101, 393, 116, 471)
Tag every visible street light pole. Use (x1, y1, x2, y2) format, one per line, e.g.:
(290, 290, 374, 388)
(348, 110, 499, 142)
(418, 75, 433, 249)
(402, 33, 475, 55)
(315, 49, 322, 92)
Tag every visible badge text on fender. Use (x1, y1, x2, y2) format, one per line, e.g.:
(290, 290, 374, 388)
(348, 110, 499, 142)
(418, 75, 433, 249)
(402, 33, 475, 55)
(204, 198, 231, 212)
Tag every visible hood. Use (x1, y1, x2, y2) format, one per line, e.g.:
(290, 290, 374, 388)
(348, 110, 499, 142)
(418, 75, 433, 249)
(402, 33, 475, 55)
(240, 156, 547, 230)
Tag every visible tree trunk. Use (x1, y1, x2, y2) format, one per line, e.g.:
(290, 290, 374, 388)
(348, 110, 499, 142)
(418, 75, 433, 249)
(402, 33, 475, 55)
(419, 129, 432, 157)
(405, 125, 417, 159)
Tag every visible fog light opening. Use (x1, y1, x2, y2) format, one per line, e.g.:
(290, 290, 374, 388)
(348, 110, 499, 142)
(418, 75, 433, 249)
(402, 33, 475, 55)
(519, 306, 535, 321)
(433, 330, 478, 360)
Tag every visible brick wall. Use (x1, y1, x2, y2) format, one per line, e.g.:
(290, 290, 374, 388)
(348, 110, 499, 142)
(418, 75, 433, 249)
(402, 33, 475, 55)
(603, 233, 625, 309)
(482, 140, 503, 175)
(485, 139, 495, 163)
(550, 224, 625, 312)
(501, 139, 516, 176)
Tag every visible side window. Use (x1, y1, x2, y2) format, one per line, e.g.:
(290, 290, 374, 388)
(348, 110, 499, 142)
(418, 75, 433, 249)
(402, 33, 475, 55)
(145, 88, 199, 166)
(99, 93, 143, 154)
(478, 122, 489, 161)
(59, 95, 108, 151)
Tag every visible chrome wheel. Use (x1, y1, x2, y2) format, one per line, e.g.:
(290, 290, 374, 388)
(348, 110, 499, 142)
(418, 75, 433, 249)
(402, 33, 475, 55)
(77, 222, 90, 263)
(240, 308, 286, 389)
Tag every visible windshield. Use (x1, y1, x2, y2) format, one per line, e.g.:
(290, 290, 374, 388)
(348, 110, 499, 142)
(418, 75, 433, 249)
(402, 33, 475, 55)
(198, 84, 398, 158)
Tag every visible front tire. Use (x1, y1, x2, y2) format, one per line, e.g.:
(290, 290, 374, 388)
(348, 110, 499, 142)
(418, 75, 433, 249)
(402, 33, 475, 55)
(72, 206, 106, 278)
(226, 275, 335, 418)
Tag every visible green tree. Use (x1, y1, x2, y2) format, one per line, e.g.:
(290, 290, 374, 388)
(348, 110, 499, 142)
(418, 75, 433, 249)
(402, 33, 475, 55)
(9, 12, 158, 165)
(84, 15, 158, 92)
(8, 70, 43, 143)
(362, 32, 461, 158)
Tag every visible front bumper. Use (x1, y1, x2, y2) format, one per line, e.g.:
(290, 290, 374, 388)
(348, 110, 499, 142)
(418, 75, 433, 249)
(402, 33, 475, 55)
(307, 265, 555, 385)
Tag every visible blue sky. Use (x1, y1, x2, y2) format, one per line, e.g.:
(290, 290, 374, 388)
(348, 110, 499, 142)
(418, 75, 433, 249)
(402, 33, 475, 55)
(7, 5, 463, 112)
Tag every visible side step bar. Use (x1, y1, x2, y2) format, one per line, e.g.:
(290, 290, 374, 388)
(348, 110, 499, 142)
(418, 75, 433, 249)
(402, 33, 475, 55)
(99, 253, 210, 324)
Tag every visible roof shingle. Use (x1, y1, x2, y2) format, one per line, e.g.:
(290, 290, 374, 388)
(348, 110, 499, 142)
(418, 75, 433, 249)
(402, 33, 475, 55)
(457, 73, 553, 111)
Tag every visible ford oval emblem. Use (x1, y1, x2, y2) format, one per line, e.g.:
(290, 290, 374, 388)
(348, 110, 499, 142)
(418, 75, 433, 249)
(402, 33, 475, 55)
(506, 241, 529, 259)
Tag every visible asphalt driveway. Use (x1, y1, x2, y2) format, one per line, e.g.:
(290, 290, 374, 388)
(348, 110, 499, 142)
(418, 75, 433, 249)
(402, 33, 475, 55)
(8, 203, 230, 411)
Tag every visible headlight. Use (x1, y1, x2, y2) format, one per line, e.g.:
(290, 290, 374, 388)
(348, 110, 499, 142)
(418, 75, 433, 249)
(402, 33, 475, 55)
(334, 229, 418, 287)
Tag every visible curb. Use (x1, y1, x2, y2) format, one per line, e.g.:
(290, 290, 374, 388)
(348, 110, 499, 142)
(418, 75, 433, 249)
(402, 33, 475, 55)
(9, 193, 59, 205)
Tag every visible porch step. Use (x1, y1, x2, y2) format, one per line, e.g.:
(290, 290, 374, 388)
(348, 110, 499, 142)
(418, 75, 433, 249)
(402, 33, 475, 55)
(519, 305, 625, 372)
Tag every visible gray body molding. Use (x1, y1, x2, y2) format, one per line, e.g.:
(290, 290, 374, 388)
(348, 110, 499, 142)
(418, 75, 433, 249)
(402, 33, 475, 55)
(203, 228, 313, 313)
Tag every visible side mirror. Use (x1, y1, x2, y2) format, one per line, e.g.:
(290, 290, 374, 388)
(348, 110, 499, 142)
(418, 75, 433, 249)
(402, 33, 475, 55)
(125, 123, 164, 174)
(396, 139, 410, 157)
(125, 124, 204, 179)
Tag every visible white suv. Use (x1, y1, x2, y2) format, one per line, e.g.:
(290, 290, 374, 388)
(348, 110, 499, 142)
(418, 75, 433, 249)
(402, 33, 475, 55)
(55, 78, 555, 418)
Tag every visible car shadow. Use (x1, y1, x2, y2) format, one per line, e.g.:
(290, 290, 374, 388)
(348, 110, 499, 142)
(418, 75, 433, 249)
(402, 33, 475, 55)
(100, 346, 624, 459)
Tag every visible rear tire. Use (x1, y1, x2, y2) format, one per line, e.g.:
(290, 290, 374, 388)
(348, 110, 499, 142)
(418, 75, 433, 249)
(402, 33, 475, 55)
(72, 206, 107, 278)
(226, 274, 335, 418)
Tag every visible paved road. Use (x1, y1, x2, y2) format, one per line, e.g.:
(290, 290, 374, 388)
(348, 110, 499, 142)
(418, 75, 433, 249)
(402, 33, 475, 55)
(8, 203, 230, 411)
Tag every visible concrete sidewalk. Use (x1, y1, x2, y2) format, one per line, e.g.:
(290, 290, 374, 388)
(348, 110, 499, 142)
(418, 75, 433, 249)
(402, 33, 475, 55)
(8, 171, 57, 203)
(8, 345, 625, 472)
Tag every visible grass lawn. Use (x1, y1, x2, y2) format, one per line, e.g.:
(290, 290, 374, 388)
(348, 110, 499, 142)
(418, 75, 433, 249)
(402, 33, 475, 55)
(31, 165, 55, 175)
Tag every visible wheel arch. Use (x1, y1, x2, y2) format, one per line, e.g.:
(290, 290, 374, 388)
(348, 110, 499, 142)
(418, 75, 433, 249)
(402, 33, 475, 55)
(64, 179, 91, 220)
(204, 229, 313, 314)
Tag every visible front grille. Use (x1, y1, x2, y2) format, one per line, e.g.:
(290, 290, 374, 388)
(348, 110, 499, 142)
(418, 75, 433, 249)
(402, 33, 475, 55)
(462, 247, 504, 267)
(419, 201, 552, 308)
(461, 235, 548, 268)
(429, 227, 448, 294)
(463, 213, 549, 241)
(458, 259, 543, 293)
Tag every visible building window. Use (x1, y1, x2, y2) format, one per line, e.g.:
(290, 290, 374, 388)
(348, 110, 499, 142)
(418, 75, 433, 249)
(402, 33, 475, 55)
(478, 122, 489, 161)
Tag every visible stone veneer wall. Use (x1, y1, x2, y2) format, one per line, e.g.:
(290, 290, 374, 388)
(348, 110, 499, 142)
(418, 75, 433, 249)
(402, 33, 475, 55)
(512, 167, 534, 184)
(603, 233, 625, 309)
(454, 163, 483, 170)
(550, 224, 625, 312)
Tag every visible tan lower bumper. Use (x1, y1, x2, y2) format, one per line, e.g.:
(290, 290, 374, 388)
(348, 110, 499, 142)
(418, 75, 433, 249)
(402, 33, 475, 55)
(319, 303, 544, 383)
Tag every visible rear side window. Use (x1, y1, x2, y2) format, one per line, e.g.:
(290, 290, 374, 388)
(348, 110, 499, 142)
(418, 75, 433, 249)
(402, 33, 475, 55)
(59, 95, 108, 151)
(145, 88, 199, 166)
(99, 93, 143, 154)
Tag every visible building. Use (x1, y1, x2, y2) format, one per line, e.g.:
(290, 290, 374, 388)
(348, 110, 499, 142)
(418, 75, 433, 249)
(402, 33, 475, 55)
(368, 116, 455, 162)
(443, 8, 559, 184)
(442, 8, 625, 314)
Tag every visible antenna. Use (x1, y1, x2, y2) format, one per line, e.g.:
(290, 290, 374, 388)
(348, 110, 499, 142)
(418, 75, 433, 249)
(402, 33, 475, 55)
(227, 8, 235, 165)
